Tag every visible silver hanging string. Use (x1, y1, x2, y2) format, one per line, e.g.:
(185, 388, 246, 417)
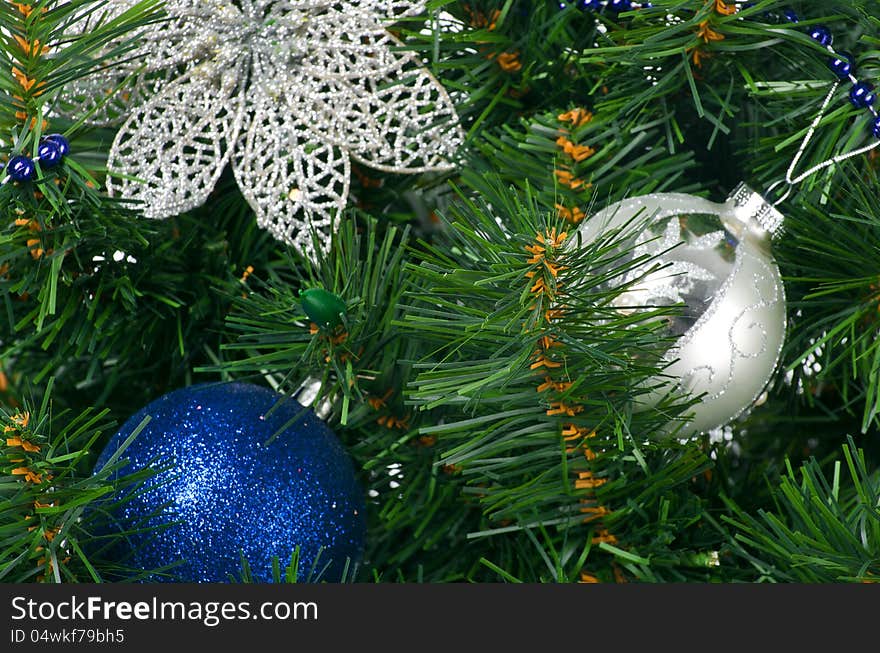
(768, 79, 880, 206)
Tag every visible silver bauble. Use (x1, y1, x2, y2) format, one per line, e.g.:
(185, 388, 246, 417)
(577, 184, 786, 435)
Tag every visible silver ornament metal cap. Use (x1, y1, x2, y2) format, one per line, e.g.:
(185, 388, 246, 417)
(726, 183, 784, 239)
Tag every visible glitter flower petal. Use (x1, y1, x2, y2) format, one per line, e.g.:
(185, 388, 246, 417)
(63, 1, 226, 124)
(107, 62, 247, 218)
(347, 0, 428, 20)
(291, 18, 461, 172)
(232, 71, 351, 253)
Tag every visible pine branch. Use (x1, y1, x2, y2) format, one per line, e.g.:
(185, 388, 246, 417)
(0, 1, 163, 142)
(721, 436, 880, 583)
(0, 378, 168, 583)
(776, 164, 880, 432)
(401, 176, 728, 580)
(209, 215, 416, 427)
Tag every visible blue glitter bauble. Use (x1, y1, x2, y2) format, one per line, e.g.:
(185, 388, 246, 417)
(94, 382, 366, 582)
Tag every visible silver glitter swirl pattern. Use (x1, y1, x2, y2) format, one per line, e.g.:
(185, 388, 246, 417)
(670, 242, 786, 428)
(67, 1, 463, 254)
(94, 382, 365, 582)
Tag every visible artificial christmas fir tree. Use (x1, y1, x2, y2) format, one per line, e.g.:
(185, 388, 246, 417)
(1, 0, 879, 584)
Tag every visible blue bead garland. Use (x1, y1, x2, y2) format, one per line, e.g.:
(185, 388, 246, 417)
(558, 0, 648, 14)
(45, 134, 70, 157)
(606, 0, 633, 13)
(807, 25, 833, 47)
(850, 81, 876, 108)
(829, 54, 853, 79)
(36, 140, 64, 169)
(5, 155, 36, 182)
(2, 134, 70, 186)
(775, 9, 880, 139)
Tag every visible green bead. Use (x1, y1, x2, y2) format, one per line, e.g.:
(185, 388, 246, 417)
(300, 288, 346, 328)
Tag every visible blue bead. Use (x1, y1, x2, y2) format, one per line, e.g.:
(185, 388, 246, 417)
(6, 155, 36, 182)
(37, 139, 64, 169)
(850, 81, 876, 108)
(607, 0, 632, 12)
(828, 53, 853, 78)
(783, 9, 799, 22)
(808, 25, 833, 47)
(93, 383, 366, 582)
(872, 115, 880, 138)
(44, 133, 70, 157)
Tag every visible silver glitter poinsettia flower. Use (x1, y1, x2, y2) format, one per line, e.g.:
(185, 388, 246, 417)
(84, 0, 463, 253)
